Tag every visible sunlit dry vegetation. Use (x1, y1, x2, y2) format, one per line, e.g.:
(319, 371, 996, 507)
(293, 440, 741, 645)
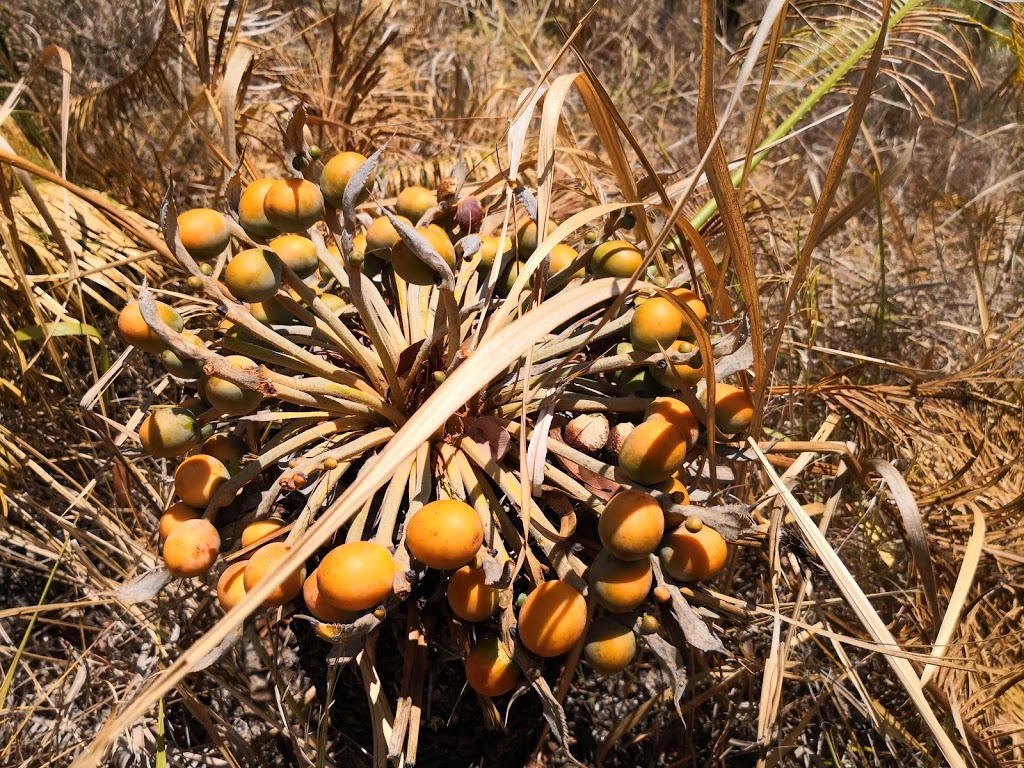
(1, 1, 1023, 766)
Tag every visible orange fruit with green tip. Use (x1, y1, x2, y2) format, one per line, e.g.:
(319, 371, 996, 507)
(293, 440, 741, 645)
(650, 340, 703, 391)
(598, 488, 665, 561)
(630, 296, 684, 352)
(217, 561, 248, 611)
(395, 186, 436, 224)
(708, 383, 754, 435)
(139, 407, 201, 458)
(589, 549, 652, 613)
(660, 523, 728, 582)
(243, 542, 305, 607)
(158, 501, 200, 540)
(517, 580, 587, 657)
(224, 248, 282, 303)
(118, 301, 183, 354)
(177, 208, 230, 261)
(465, 636, 520, 697)
(406, 499, 483, 570)
(317, 541, 395, 611)
(390, 225, 456, 286)
(303, 570, 359, 623)
(204, 355, 264, 416)
(583, 617, 637, 674)
(319, 151, 369, 208)
(447, 565, 500, 622)
(269, 234, 319, 279)
(263, 178, 324, 233)
(162, 518, 220, 578)
(590, 239, 642, 278)
(238, 178, 278, 238)
(174, 454, 230, 508)
(617, 419, 689, 485)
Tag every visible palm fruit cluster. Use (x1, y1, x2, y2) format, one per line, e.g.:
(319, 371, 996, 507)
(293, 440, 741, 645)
(122, 108, 757, 711)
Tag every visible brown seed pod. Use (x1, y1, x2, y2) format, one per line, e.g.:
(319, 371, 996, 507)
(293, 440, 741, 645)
(564, 413, 610, 453)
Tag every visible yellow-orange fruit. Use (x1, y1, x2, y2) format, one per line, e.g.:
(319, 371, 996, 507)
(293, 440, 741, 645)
(517, 581, 587, 657)
(263, 178, 324, 233)
(476, 234, 513, 271)
(320, 292, 346, 313)
(583, 617, 637, 674)
(650, 340, 703, 391)
(406, 499, 483, 570)
(162, 518, 220, 578)
(217, 560, 248, 611)
(158, 502, 200, 540)
(139, 407, 201, 458)
(241, 517, 285, 548)
(617, 419, 689, 485)
(303, 570, 358, 623)
(655, 474, 691, 528)
(630, 296, 684, 352)
(364, 215, 409, 257)
(390, 225, 456, 286)
(205, 355, 263, 416)
(670, 288, 708, 339)
(238, 178, 278, 238)
(317, 541, 395, 611)
(160, 333, 205, 379)
(447, 565, 500, 622)
(320, 151, 369, 208)
(598, 489, 665, 561)
(710, 383, 754, 435)
(395, 186, 436, 224)
(173, 454, 230, 508)
(177, 208, 230, 260)
(546, 243, 583, 280)
(515, 219, 556, 256)
(660, 523, 728, 582)
(243, 542, 305, 607)
(250, 296, 295, 326)
(269, 234, 319, 279)
(465, 636, 519, 697)
(589, 549, 652, 613)
(224, 248, 282, 303)
(645, 397, 700, 450)
(590, 240, 642, 278)
(201, 432, 247, 474)
(117, 301, 183, 354)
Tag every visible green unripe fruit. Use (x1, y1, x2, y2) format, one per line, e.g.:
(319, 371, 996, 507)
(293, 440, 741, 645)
(160, 333, 206, 379)
(205, 355, 264, 416)
(139, 407, 202, 458)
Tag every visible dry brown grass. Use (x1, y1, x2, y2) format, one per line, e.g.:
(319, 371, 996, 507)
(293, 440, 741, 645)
(1, 0, 1023, 766)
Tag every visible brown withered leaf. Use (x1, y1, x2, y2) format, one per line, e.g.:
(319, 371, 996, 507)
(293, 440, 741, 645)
(464, 416, 511, 462)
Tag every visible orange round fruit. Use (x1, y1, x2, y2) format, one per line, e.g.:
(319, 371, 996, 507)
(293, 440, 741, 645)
(317, 541, 395, 611)
(139, 407, 201, 458)
(158, 501, 200, 540)
(224, 248, 282, 303)
(364, 215, 409, 258)
(177, 208, 230, 260)
(201, 432, 247, 474)
(243, 542, 305, 607)
(670, 288, 708, 339)
(590, 240, 642, 278)
(583, 617, 637, 674)
(320, 151, 369, 208)
(303, 570, 358, 623)
(546, 243, 583, 280)
(263, 178, 324, 233)
(617, 419, 689, 485)
(710, 383, 754, 435)
(645, 397, 700, 450)
(660, 523, 728, 582)
(447, 565, 500, 622)
(238, 178, 278, 238)
(160, 333, 205, 379)
(162, 518, 220, 578)
(589, 549, 652, 613)
(406, 499, 484, 570)
(630, 296, 684, 351)
(391, 225, 456, 286)
(241, 517, 285, 549)
(465, 636, 520, 697)
(650, 340, 703, 391)
(515, 219, 556, 256)
(598, 489, 665, 561)
(269, 234, 319, 279)
(395, 185, 436, 224)
(204, 355, 263, 416)
(173, 454, 230, 508)
(517, 580, 587, 657)
(118, 301, 183, 354)
(477, 234, 514, 271)
(217, 560, 248, 611)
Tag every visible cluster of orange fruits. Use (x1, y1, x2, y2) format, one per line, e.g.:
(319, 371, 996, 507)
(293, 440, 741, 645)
(121, 141, 756, 700)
